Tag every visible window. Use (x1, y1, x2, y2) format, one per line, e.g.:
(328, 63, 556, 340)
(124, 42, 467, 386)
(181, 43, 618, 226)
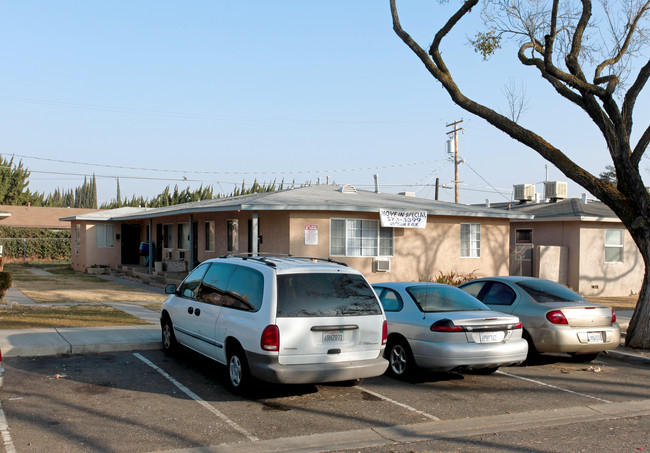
(277, 273, 381, 317)
(205, 221, 215, 252)
(605, 229, 624, 263)
(74, 225, 81, 247)
(224, 266, 264, 311)
(515, 229, 532, 243)
(178, 263, 209, 300)
(330, 218, 393, 257)
(177, 223, 190, 250)
(196, 262, 236, 305)
(96, 224, 114, 248)
(460, 223, 480, 258)
(374, 287, 404, 312)
(227, 219, 239, 253)
(480, 282, 516, 306)
(163, 224, 174, 249)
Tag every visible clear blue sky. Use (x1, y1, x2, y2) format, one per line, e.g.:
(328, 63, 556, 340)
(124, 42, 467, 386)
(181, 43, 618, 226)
(1, 1, 647, 206)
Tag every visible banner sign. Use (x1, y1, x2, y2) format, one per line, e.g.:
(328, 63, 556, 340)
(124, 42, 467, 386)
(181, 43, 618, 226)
(379, 209, 427, 228)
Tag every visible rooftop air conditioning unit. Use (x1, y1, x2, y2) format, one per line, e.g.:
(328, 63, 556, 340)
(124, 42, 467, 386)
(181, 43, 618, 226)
(373, 258, 391, 273)
(545, 181, 568, 200)
(514, 184, 535, 202)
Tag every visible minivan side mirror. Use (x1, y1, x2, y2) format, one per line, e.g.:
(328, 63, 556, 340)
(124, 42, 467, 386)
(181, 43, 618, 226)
(165, 284, 177, 295)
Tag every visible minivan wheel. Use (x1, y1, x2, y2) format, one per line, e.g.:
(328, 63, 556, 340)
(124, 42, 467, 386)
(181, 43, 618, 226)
(161, 318, 177, 354)
(386, 339, 415, 379)
(227, 346, 251, 394)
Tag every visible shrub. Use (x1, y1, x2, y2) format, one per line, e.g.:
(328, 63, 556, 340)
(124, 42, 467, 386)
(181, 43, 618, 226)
(0, 271, 13, 300)
(420, 270, 477, 287)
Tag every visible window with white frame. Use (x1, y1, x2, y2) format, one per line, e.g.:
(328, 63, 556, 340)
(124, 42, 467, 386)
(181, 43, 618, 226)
(330, 218, 393, 257)
(604, 229, 624, 263)
(75, 224, 81, 247)
(460, 223, 481, 258)
(96, 224, 114, 248)
(205, 221, 215, 252)
(177, 223, 190, 250)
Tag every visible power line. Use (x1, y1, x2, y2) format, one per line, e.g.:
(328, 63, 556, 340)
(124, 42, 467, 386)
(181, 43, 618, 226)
(12, 153, 449, 176)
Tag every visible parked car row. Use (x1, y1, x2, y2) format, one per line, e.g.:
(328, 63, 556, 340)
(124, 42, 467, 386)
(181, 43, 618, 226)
(160, 256, 621, 393)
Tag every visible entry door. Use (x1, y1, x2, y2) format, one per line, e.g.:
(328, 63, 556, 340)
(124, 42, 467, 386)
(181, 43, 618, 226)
(514, 229, 533, 277)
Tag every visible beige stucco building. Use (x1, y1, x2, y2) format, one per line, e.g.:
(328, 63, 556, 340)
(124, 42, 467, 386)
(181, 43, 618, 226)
(61, 184, 530, 284)
(505, 197, 643, 297)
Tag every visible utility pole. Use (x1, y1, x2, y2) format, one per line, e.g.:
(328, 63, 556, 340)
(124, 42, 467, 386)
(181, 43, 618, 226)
(446, 119, 464, 203)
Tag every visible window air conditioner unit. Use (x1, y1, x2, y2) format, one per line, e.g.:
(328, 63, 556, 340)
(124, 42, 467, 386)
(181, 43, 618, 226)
(164, 251, 173, 260)
(177, 250, 186, 260)
(513, 184, 535, 202)
(373, 258, 391, 273)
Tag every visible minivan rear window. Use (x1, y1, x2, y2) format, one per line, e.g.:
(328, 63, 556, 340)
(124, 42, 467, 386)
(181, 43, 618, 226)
(277, 273, 381, 317)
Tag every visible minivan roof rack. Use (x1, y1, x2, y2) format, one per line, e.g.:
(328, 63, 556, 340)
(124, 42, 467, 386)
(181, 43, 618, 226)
(217, 254, 348, 268)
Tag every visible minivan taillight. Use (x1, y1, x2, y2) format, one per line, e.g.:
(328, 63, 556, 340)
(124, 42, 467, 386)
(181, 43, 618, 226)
(611, 309, 617, 323)
(382, 320, 387, 345)
(546, 310, 568, 325)
(261, 325, 279, 351)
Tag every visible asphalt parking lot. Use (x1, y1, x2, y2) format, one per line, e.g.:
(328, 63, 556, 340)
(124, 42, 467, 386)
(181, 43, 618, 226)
(1, 348, 650, 453)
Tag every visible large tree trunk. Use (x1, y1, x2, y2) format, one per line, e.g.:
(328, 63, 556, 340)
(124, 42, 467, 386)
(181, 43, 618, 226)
(626, 232, 650, 348)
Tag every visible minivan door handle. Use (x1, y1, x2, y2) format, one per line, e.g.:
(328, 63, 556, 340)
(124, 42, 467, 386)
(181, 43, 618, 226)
(310, 325, 359, 332)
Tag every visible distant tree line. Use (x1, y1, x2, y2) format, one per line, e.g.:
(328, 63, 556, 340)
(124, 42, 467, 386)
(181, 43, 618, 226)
(0, 153, 301, 209)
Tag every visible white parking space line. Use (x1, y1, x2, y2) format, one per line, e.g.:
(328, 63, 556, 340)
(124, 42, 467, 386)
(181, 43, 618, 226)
(133, 353, 259, 442)
(357, 386, 441, 420)
(0, 401, 17, 453)
(496, 370, 612, 403)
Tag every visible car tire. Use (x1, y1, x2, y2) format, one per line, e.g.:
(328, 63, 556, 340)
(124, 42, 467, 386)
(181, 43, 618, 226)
(569, 352, 599, 362)
(386, 338, 416, 380)
(161, 318, 178, 354)
(227, 345, 252, 394)
(522, 330, 540, 363)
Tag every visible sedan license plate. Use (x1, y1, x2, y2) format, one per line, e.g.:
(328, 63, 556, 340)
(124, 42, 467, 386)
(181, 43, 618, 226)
(480, 331, 505, 343)
(323, 331, 344, 343)
(587, 332, 603, 343)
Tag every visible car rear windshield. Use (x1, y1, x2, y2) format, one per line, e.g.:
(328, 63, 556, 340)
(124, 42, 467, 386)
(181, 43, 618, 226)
(277, 273, 382, 317)
(516, 280, 586, 303)
(407, 285, 488, 312)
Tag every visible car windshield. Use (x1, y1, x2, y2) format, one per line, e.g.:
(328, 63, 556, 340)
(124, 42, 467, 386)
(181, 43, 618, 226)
(406, 285, 488, 312)
(516, 280, 586, 303)
(277, 273, 382, 317)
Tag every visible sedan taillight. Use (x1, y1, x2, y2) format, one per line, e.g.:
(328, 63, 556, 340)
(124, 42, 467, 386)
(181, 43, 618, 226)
(611, 309, 617, 323)
(514, 323, 522, 329)
(546, 310, 568, 325)
(261, 325, 279, 351)
(430, 319, 464, 332)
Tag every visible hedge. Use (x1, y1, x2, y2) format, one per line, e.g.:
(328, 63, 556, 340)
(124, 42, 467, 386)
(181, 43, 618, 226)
(0, 226, 71, 260)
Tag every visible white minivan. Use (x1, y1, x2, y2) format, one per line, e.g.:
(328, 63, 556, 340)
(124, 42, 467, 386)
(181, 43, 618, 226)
(161, 256, 388, 392)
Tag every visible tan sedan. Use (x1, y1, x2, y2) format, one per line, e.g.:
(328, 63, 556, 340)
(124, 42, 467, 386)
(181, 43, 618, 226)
(459, 277, 620, 362)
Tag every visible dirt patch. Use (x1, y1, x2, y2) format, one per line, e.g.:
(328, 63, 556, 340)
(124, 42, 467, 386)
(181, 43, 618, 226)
(11, 273, 165, 304)
(587, 296, 637, 312)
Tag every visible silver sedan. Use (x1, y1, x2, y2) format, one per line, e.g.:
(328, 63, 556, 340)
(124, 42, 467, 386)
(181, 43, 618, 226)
(372, 282, 528, 379)
(459, 276, 620, 362)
